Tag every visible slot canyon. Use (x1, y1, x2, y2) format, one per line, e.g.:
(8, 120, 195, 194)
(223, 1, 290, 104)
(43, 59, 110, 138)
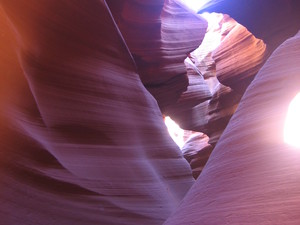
(1, 0, 300, 224)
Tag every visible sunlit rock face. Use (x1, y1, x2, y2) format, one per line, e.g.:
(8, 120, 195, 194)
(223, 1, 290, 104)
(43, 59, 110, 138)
(107, 0, 208, 110)
(0, 1, 200, 224)
(164, 30, 300, 225)
(198, 0, 300, 56)
(164, 13, 266, 177)
(212, 15, 267, 93)
(1, 0, 300, 224)
(172, 0, 299, 179)
(181, 133, 213, 179)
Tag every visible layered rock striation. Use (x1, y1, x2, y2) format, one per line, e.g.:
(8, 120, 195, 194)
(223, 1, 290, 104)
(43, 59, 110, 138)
(107, 0, 207, 110)
(164, 13, 267, 178)
(1, 0, 300, 224)
(0, 1, 204, 224)
(164, 30, 300, 225)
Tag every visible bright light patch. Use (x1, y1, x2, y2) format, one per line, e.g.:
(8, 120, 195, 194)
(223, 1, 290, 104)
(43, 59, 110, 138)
(284, 92, 300, 148)
(179, 0, 212, 13)
(200, 12, 221, 30)
(164, 116, 185, 148)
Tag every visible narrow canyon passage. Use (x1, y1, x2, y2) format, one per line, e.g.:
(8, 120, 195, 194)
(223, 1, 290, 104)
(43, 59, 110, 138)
(0, 0, 300, 224)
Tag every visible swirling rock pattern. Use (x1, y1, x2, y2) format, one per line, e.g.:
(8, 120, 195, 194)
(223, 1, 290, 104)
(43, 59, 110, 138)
(181, 133, 213, 179)
(107, 0, 208, 110)
(0, 1, 199, 224)
(165, 13, 267, 177)
(164, 30, 300, 225)
(212, 16, 267, 92)
(198, 0, 300, 55)
(1, 0, 300, 224)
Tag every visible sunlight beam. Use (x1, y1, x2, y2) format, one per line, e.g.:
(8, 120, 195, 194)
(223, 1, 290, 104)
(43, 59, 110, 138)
(164, 116, 185, 148)
(284, 92, 300, 148)
(178, 0, 213, 13)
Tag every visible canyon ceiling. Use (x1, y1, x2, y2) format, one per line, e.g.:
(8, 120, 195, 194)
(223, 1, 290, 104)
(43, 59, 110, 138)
(1, 0, 300, 224)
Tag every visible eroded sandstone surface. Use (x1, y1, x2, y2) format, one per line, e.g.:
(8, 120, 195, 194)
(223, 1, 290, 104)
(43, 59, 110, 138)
(0, 1, 204, 224)
(1, 0, 300, 224)
(164, 29, 300, 225)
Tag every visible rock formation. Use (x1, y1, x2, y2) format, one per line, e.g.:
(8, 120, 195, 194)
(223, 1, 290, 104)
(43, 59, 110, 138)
(164, 29, 300, 225)
(164, 12, 267, 178)
(199, 0, 300, 55)
(0, 1, 205, 224)
(181, 132, 213, 178)
(107, 0, 207, 110)
(1, 0, 300, 224)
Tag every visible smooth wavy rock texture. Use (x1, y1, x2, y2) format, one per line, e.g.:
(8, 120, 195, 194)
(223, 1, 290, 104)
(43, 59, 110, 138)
(181, 133, 213, 179)
(212, 15, 267, 92)
(107, 0, 208, 110)
(163, 14, 247, 176)
(166, 14, 250, 142)
(163, 57, 212, 117)
(164, 30, 300, 225)
(0, 1, 197, 224)
(165, 13, 266, 177)
(198, 0, 300, 55)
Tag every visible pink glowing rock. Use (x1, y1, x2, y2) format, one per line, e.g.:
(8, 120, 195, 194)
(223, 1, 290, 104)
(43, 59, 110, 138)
(182, 133, 213, 179)
(0, 1, 196, 224)
(108, 0, 208, 110)
(198, 0, 300, 55)
(212, 19, 267, 92)
(164, 30, 300, 225)
(167, 13, 266, 152)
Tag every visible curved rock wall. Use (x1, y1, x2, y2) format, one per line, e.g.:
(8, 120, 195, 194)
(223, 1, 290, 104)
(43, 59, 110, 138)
(0, 1, 199, 224)
(1, 0, 300, 224)
(107, 0, 207, 110)
(164, 13, 267, 178)
(181, 133, 213, 179)
(166, 13, 267, 135)
(199, 0, 300, 55)
(212, 16, 267, 93)
(164, 30, 300, 225)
